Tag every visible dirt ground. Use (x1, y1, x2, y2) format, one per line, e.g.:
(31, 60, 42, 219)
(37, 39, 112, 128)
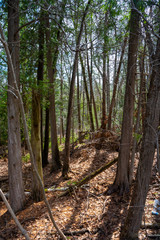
(0, 138, 160, 240)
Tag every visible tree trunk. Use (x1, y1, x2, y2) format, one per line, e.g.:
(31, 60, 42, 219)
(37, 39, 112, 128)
(62, 0, 91, 177)
(7, 0, 25, 212)
(37, 11, 45, 165)
(45, 14, 61, 171)
(30, 10, 45, 201)
(120, 27, 160, 239)
(129, 44, 146, 183)
(77, 63, 82, 140)
(101, 10, 108, 129)
(85, 25, 98, 130)
(109, 0, 140, 195)
(31, 91, 43, 201)
(42, 107, 49, 167)
(80, 53, 94, 132)
(108, 36, 127, 130)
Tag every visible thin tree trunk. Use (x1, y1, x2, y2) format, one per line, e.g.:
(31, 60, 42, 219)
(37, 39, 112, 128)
(85, 25, 98, 130)
(42, 106, 49, 167)
(60, 49, 64, 144)
(101, 10, 108, 129)
(77, 62, 81, 140)
(7, 0, 25, 212)
(62, 0, 91, 177)
(108, 36, 128, 130)
(106, 54, 110, 114)
(80, 53, 94, 132)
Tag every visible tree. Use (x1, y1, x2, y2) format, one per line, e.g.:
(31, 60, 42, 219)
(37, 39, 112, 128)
(45, 12, 61, 171)
(120, 23, 160, 239)
(107, 36, 128, 130)
(7, 0, 25, 212)
(31, 11, 44, 201)
(108, 0, 140, 194)
(62, 0, 91, 177)
(31, 90, 43, 201)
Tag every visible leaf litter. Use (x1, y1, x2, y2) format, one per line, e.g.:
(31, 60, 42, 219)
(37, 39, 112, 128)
(0, 136, 160, 240)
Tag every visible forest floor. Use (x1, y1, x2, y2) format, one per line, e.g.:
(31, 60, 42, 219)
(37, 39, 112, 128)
(0, 133, 160, 240)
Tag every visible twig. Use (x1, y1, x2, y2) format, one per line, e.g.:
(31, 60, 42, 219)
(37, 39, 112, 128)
(0, 189, 30, 240)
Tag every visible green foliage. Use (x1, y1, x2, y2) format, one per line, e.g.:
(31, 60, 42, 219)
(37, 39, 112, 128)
(133, 133, 142, 143)
(22, 153, 30, 163)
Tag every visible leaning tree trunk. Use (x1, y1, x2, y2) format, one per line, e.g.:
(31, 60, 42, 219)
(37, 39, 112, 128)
(120, 26, 160, 239)
(108, 0, 140, 195)
(62, 0, 91, 177)
(7, 0, 25, 212)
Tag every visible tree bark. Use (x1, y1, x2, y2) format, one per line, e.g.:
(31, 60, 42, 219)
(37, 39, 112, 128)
(7, 0, 25, 212)
(109, 0, 140, 195)
(45, 13, 61, 171)
(77, 63, 82, 140)
(42, 106, 49, 167)
(62, 0, 91, 177)
(120, 26, 160, 239)
(31, 90, 43, 201)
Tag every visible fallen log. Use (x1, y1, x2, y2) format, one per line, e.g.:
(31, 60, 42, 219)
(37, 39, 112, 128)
(59, 157, 118, 197)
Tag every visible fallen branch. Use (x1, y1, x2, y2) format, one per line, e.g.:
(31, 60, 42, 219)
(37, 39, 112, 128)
(59, 157, 118, 197)
(0, 189, 30, 240)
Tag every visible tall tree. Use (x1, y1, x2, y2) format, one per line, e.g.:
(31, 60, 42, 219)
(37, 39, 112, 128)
(108, 36, 128, 130)
(62, 0, 91, 177)
(121, 24, 160, 240)
(7, 0, 25, 212)
(45, 12, 61, 171)
(31, 90, 43, 201)
(108, 0, 140, 194)
(80, 53, 94, 132)
(31, 11, 44, 201)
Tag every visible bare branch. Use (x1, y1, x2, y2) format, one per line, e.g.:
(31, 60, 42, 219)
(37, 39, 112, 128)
(0, 189, 30, 240)
(131, 6, 160, 39)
